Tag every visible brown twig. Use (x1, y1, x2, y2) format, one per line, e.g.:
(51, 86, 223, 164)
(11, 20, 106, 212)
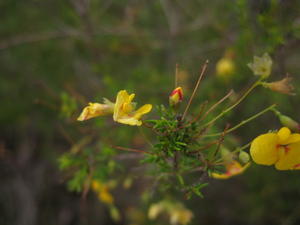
(213, 124, 230, 157)
(182, 60, 209, 120)
(199, 90, 234, 123)
(112, 145, 153, 155)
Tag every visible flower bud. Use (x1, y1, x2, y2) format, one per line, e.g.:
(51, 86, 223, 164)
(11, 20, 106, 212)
(278, 114, 300, 132)
(239, 151, 250, 164)
(169, 87, 183, 107)
(220, 147, 233, 163)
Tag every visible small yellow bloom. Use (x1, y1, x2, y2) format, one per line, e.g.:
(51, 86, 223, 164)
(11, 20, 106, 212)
(77, 99, 114, 121)
(248, 53, 272, 78)
(211, 161, 250, 179)
(169, 87, 183, 106)
(216, 58, 235, 80)
(148, 201, 193, 225)
(113, 90, 152, 126)
(250, 127, 300, 170)
(263, 76, 295, 95)
(170, 208, 193, 225)
(91, 180, 114, 205)
(98, 186, 114, 204)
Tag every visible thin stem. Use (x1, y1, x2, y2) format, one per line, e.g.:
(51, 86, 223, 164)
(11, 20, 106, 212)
(203, 104, 276, 138)
(112, 145, 153, 154)
(182, 60, 209, 120)
(202, 78, 263, 128)
(236, 142, 251, 152)
(213, 124, 230, 158)
(175, 63, 179, 88)
(199, 89, 233, 123)
(138, 126, 154, 148)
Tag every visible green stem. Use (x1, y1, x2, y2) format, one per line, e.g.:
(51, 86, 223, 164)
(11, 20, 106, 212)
(202, 78, 263, 128)
(203, 104, 276, 138)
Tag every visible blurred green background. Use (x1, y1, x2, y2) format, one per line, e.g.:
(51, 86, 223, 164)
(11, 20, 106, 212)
(1, 0, 300, 224)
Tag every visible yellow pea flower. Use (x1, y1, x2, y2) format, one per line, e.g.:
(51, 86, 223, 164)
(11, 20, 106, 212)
(169, 87, 183, 106)
(250, 127, 300, 170)
(77, 99, 114, 121)
(77, 90, 152, 126)
(113, 90, 152, 126)
(211, 160, 250, 179)
(91, 180, 114, 205)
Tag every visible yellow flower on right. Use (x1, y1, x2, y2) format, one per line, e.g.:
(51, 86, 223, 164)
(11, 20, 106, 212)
(250, 127, 300, 170)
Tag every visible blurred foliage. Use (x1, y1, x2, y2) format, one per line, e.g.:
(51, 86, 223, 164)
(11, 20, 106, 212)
(1, 0, 300, 225)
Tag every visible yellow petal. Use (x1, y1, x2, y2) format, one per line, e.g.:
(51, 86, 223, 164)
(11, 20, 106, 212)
(212, 161, 250, 179)
(91, 180, 103, 191)
(275, 142, 300, 170)
(113, 90, 128, 121)
(250, 133, 279, 165)
(77, 103, 114, 121)
(134, 104, 152, 119)
(277, 127, 291, 144)
(116, 117, 142, 126)
(211, 172, 232, 179)
(285, 134, 300, 144)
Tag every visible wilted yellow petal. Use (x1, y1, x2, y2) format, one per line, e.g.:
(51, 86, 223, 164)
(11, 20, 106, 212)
(77, 102, 114, 121)
(211, 161, 250, 179)
(250, 133, 279, 165)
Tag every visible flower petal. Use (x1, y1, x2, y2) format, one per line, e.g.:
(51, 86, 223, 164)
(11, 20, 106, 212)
(113, 90, 128, 121)
(77, 102, 114, 121)
(277, 127, 291, 144)
(275, 142, 300, 170)
(134, 104, 152, 119)
(285, 134, 300, 144)
(212, 161, 250, 179)
(116, 117, 142, 126)
(250, 133, 279, 165)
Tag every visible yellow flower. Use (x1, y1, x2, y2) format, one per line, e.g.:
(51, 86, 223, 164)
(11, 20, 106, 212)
(113, 90, 152, 126)
(148, 201, 193, 225)
(91, 180, 114, 205)
(216, 58, 235, 79)
(211, 161, 250, 179)
(248, 53, 272, 78)
(250, 127, 300, 170)
(77, 99, 114, 121)
(170, 208, 193, 225)
(77, 90, 152, 126)
(169, 87, 183, 106)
